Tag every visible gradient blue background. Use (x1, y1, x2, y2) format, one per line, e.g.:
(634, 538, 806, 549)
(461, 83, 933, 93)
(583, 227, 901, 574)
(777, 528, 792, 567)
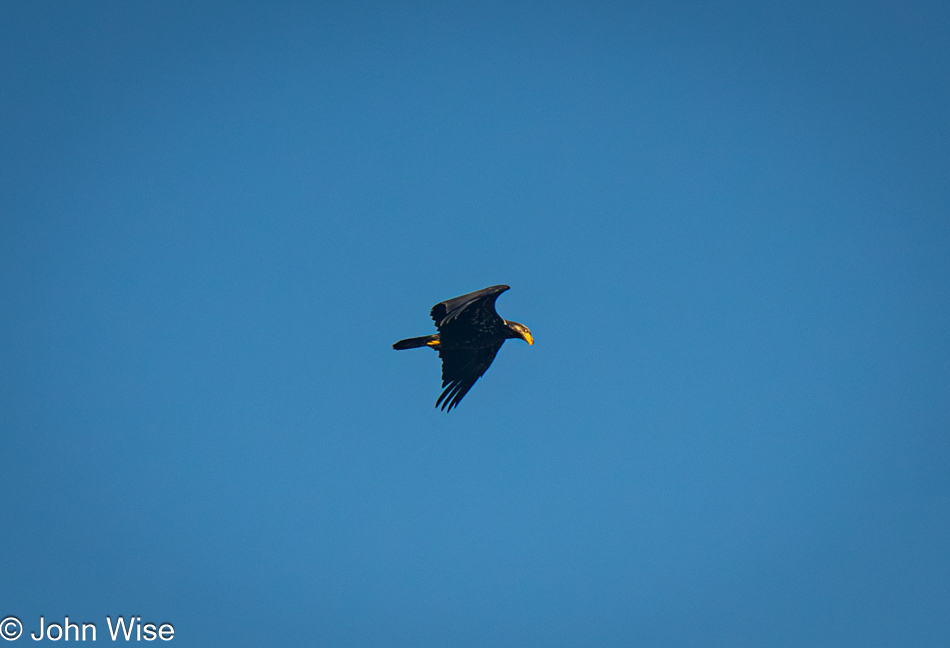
(2, 1, 949, 646)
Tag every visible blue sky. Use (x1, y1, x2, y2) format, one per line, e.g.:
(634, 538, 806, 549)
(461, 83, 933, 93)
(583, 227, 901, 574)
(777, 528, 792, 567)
(2, 1, 948, 646)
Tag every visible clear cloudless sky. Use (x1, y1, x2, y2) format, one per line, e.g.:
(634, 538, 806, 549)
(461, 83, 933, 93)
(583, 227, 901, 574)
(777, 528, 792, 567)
(2, 1, 949, 646)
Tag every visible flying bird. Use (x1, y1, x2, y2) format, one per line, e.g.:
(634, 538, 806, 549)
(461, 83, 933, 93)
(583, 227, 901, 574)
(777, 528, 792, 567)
(393, 285, 534, 411)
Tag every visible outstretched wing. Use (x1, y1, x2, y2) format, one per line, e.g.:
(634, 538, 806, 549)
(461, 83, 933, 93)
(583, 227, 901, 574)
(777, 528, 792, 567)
(435, 343, 503, 411)
(430, 285, 509, 333)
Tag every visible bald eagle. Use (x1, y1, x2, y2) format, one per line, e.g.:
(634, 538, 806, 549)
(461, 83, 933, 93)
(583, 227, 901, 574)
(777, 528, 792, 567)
(393, 285, 533, 411)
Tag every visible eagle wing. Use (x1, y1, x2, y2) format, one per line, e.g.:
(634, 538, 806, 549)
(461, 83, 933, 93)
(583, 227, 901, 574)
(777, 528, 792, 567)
(435, 343, 504, 412)
(430, 285, 509, 335)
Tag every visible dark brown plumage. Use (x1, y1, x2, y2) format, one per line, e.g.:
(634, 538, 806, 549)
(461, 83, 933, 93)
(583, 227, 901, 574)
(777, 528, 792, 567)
(393, 285, 534, 411)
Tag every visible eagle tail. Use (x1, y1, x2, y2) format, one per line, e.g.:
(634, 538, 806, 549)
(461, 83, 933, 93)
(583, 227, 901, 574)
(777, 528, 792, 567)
(393, 334, 440, 350)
